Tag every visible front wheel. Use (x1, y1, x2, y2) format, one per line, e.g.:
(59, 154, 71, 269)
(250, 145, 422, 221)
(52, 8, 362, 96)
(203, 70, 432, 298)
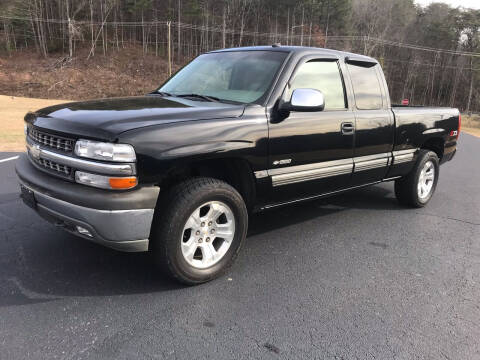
(394, 150, 439, 208)
(151, 177, 248, 285)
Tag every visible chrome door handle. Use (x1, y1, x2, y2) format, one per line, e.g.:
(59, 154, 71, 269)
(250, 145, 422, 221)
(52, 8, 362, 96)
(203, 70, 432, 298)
(341, 122, 354, 135)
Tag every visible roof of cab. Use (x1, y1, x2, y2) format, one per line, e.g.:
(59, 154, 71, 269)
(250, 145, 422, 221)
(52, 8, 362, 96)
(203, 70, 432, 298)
(209, 45, 378, 65)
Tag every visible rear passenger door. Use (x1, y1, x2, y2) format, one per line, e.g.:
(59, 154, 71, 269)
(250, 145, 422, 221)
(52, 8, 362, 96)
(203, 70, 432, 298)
(346, 59, 394, 186)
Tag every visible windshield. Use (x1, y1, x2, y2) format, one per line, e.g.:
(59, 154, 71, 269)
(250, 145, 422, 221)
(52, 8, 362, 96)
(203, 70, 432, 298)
(159, 51, 288, 104)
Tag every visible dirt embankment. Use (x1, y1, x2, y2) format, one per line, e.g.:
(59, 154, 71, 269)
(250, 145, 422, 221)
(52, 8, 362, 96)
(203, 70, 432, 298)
(0, 46, 176, 101)
(0, 46, 180, 151)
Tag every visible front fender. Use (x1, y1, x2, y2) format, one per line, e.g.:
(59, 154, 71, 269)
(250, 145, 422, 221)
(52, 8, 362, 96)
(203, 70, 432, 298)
(118, 107, 269, 185)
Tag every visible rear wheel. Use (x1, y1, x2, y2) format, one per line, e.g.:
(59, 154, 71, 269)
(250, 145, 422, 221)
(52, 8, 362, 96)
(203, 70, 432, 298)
(394, 150, 439, 207)
(151, 177, 248, 285)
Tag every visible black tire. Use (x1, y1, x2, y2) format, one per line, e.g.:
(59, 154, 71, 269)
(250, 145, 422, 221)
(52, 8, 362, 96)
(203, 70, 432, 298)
(150, 177, 248, 285)
(394, 150, 439, 208)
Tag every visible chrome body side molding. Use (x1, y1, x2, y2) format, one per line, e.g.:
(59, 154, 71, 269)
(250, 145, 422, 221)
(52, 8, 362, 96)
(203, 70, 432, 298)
(254, 149, 418, 186)
(268, 159, 353, 187)
(254, 170, 269, 179)
(392, 148, 417, 164)
(353, 152, 392, 172)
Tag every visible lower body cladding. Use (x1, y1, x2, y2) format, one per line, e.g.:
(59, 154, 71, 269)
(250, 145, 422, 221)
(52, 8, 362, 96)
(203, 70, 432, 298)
(15, 154, 160, 252)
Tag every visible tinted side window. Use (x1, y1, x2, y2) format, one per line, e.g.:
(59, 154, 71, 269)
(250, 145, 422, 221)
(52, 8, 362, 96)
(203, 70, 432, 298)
(347, 64, 383, 110)
(287, 61, 346, 110)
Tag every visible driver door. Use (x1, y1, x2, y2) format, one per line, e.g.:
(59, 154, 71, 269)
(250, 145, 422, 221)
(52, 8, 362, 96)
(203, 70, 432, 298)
(267, 58, 355, 204)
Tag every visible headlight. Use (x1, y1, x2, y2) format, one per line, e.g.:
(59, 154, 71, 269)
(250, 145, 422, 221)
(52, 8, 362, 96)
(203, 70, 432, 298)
(74, 140, 136, 162)
(75, 171, 137, 190)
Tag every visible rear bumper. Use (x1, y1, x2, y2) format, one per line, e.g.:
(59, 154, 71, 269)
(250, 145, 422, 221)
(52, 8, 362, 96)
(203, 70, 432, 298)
(441, 145, 456, 164)
(16, 154, 160, 252)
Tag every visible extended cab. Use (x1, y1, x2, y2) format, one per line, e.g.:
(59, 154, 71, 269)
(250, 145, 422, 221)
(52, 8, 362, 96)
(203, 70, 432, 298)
(16, 46, 460, 284)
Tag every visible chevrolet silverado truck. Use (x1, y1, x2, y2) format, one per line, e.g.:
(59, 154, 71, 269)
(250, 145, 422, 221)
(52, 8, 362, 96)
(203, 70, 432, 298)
(16, 46, 460, 284)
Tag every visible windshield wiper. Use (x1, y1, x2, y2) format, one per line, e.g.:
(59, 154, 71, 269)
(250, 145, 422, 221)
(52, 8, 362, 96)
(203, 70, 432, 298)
(166, 92, 243, 104)
(156, 91, 173, 97)
(176, 93, 221, 102)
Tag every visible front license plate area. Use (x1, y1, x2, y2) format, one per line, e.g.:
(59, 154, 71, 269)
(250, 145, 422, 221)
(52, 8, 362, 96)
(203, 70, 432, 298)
(20, 184, 36, 209)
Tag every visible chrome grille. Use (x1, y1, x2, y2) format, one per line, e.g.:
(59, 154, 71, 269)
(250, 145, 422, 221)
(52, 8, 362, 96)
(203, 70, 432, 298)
(31, 156, 72, 177)
(28, 127, 74, 152)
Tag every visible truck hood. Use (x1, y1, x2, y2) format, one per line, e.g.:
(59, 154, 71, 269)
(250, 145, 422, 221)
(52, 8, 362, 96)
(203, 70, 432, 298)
(29, 95, 245, 142)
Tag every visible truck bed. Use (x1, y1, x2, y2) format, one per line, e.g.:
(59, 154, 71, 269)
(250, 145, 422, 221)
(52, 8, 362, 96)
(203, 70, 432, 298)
(391, 105, 459, 163)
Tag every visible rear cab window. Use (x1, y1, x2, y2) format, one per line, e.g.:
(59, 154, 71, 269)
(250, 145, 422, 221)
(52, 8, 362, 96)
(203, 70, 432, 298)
(347, 63, 383, 110)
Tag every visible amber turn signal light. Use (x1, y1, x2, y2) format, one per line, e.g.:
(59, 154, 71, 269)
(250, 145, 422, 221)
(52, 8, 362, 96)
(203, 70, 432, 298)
(109, 177, 138, 189)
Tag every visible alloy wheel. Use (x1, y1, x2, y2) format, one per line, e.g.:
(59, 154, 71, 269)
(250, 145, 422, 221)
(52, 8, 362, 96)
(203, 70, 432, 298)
(417, 160, 435, 200)
(180, 201, 235, 269)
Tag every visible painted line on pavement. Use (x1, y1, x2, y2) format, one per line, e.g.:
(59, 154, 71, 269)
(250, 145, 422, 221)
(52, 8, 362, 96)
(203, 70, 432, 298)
(0, 155, 19, 163)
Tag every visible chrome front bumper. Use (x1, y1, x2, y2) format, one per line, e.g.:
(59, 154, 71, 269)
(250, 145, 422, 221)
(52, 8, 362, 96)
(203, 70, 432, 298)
(16, 154, 159, 252)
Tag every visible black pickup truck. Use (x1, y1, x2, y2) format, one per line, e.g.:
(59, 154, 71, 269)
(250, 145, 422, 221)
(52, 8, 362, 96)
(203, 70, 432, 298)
(16, 46, 460, 284)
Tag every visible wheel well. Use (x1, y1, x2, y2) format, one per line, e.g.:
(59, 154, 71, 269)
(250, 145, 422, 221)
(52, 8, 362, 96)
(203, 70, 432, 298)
(158, 158, 256, 210)
(421, 137, 444, 160)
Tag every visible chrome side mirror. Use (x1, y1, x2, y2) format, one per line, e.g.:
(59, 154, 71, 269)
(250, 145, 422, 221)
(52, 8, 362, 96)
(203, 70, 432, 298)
(281, 88, 325, 112)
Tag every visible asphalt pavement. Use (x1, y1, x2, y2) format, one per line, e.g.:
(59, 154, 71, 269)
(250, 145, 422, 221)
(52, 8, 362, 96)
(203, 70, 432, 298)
(0, 135, 479, 359)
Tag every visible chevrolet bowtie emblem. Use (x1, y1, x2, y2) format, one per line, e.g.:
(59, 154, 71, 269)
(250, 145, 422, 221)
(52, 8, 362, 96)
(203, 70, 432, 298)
(30, 144, 41, 160)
